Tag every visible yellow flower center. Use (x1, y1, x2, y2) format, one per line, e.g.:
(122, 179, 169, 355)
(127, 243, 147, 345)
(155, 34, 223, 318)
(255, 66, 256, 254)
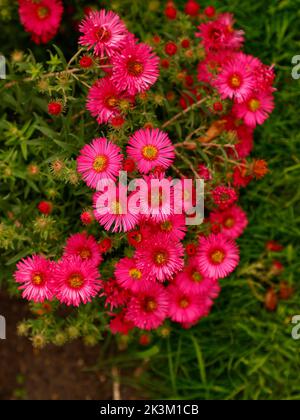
(37, 6, 50, 19)
(179, 298, 189, 309)
(154, 251, 168, 265)
(224, 217, 235, 228)
(68, 273, 84, 289)
(93, 155, 108, 173)
(127, 60, 144, 77)
(229, 74, 242, 88)
(210, 250, 225, 264)
(79, 247, 92, 260)
(160, 221, 173, 232)
(192, 271, 203, 283)
(144, 298, 158, 312)
(129, 268, 142, 280)
(111, 200, 123, 215)
(142, 145, 158, 161)
(32, 273, 44, 286)
(248, 99, 261, 112)
(105, 96, 118, 109)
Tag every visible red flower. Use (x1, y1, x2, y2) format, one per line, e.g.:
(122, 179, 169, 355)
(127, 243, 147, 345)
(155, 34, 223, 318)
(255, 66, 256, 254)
(184, 0, 200, 17)
(265, 288, 278, 312)
(37, 201, 53, 215)
(204, 6, 216, 18)
(80, 211, 93, 226)
(123, 158, 136, 173)
(48, 101, 62, 115)
(266, 241, 284, 252)
(279, 282, 294, 300)
(127, 230, 143, 247)
(213, 102, 223, 112)
(165, 42, 177, 56)
(186, 244, 197, 256)
(110, 116, 125, 128)
(181, 39, 190, 48)
(99, 238, 112, 253)
(161, 58, 170, 69)
(165, 5, 177, 20)
(79, 55, 93, 68)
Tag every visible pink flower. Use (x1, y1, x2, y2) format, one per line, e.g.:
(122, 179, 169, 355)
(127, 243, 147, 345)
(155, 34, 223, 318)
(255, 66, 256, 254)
(196, 13, 244, 52)
(167, 285, 210, 324)
(214, 59, 255, 103)
(115, 257, 150, 293)
(233, 92, 275, 128)
(127, 128, 175, 174)
(197, 51, 231, 84)
(126, 283, 169, 330)
(86, 78, 130, 125)
(93, 187, 139, 233)
(111, 42, 160, 95)
(197, 234, 240, 279)
(154, 214, 187, 241)
(14, 255, 54, 302)
(212, 186, 238, 210)
(63, 232, 102, 266)
(79, 10, 128, 57)
(18, 0, 63, 44)
(77, 138, 123, 189)
(198, 164, 212, 181)
(135, 233, 184, 282)
(210, 205, 248, 239)
(53, 256, 102, 307)
(174, 257, 216, 294)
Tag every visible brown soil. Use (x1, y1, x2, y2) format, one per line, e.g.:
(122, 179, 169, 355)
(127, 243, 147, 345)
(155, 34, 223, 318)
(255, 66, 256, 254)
(0, 292, 116, 400)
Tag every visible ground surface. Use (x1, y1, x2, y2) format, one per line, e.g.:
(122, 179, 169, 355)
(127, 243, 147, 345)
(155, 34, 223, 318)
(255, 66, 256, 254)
(0, 292, 111, 400)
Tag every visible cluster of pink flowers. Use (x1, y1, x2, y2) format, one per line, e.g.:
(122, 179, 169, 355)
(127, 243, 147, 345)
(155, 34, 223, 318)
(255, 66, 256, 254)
(14, 7, 276, 335)
(18, 0, 63, 44)
(197, 12, 275, 157)
(79, 10, 160, 125)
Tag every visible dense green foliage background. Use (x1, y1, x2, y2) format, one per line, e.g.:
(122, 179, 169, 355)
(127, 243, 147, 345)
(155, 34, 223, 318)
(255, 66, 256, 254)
(1, 0, 300, 400)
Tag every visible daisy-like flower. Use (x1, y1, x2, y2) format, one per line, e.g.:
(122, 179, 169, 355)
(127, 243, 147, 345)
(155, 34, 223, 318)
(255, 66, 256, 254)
(232, 92, 275, 127)
(126, 283, 169, 330)
(18, 0, 63, 45)
(214, 59, 255, 103)
(87, 78, 129, 125)
(174, 257, 216, 294)
(101, 278, 130, 310)
(53, 256, 102, 307)
(135, 233, 184, 282)
(14, 255, 54, 302)
(127, 128, 175, 174)
(63, 232, 102, 266)
(196, 13, 244, 52)
(197, 234, 240, 279)
(77, 137, 123, 189)
(79, 9, 128, 57)
(210, 205, 248, 239)
(111, 42, 160, 95)
(115, 257, 150, 293)
(212, 186, 238, 210)
(93, 187, 139, 233)
(167, 285, 209, 324)
(155, 214, 187, 242)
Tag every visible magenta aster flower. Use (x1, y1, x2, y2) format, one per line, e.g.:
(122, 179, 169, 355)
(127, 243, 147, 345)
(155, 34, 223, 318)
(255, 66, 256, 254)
(18, 0, 63, 44)
(63, 232, 102, 266)
(214, 59, 255, 103)
(14, 255, 54, 302)
(53, 256, 102, 307)
(197, 234, 240, 279)
(174, 257, 217, 294)
(167, 285, 210, 324)
(126, 283, 169, 331)
(210, 205, 248, 239)
(93, 187, 140, 233)
(111, 42, 160, 95)
(77, 137, 123, 189)
(233, 92, 275, 128)
(135, 233, 184, 282)
(86, 78, 129, 125)
(212, 186, 238, 210)
(127, 128, 175, 174)
(155, 214, 187, 241)
(115, 257, 150, 293)
(79, 9, 128, 57)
